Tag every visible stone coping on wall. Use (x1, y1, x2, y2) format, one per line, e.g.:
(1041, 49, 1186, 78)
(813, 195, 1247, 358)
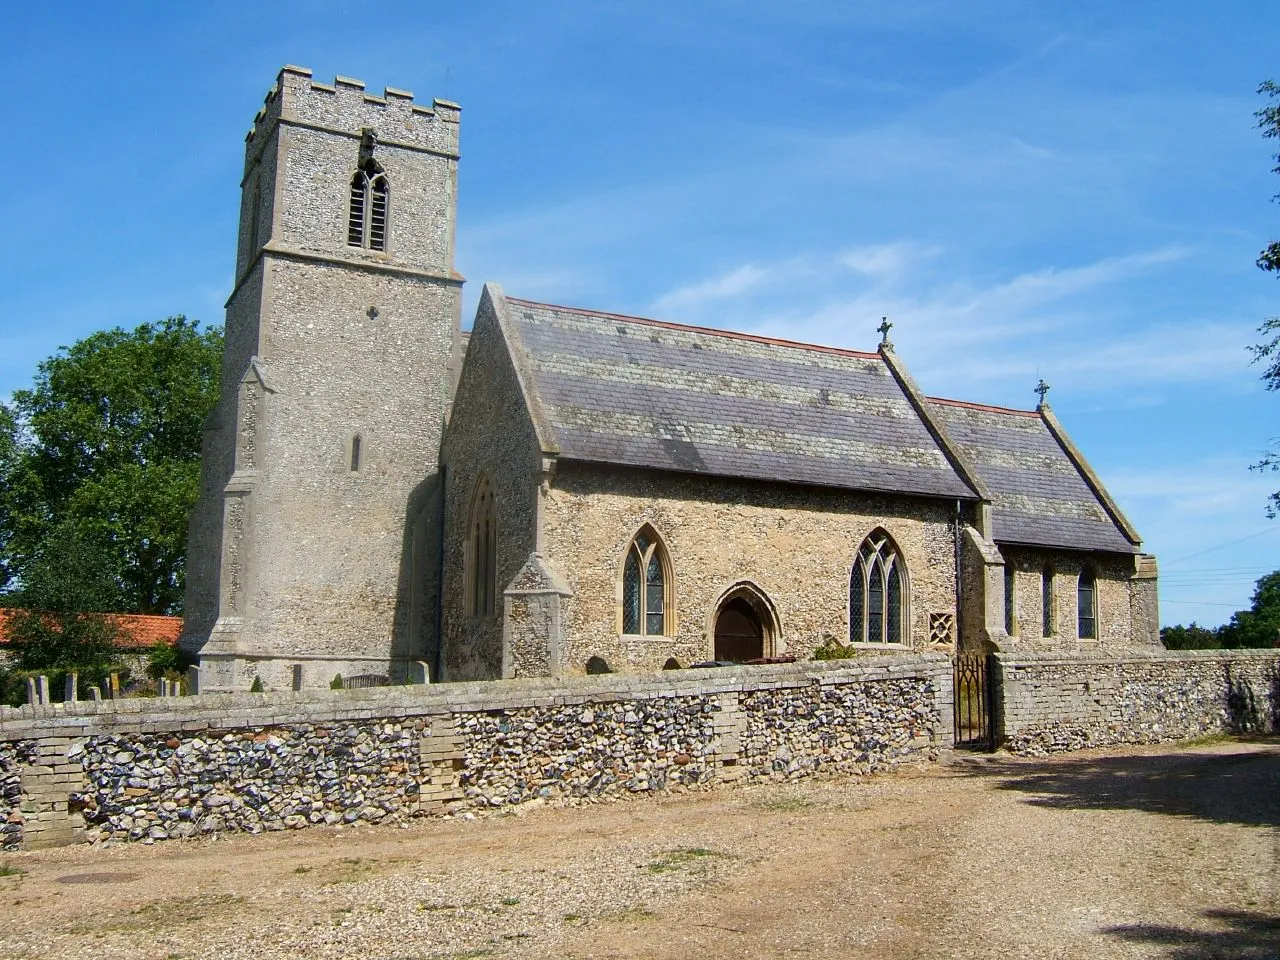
(0, 654, 950, 737)
(996, 647, 1280, 667)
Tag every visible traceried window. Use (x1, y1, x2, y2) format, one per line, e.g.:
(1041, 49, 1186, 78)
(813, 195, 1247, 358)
(347, 170, 389, 251)
(622, 526, 669, 636)
(1077, 567, 1097, 640)
(347, 129, 389, 252)
(1042, 566, 1054, 637)
(465, 475, 497, 617)
(849, 530, 905, 645)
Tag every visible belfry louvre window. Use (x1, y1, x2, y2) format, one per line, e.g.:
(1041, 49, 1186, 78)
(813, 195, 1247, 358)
(1077, 567, 1097, 640)
(465, 475, 497, 617)
(347, 171, 389, 251)
(622, 527, 669, 636)
(849, 530, 905, 644)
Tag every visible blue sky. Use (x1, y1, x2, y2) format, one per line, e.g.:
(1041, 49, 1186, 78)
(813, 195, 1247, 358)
(2, 1, 1277, 626)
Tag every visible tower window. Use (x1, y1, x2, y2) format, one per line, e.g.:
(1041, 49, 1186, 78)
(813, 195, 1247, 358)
(350, 434, 362, 473)
(347, 130, 390, 251)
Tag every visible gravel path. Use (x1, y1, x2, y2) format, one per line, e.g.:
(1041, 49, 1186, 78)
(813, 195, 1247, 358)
(1, 738, 1276, 960)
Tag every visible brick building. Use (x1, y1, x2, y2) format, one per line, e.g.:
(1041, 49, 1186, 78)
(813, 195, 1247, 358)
(180, 67, 1158, 692)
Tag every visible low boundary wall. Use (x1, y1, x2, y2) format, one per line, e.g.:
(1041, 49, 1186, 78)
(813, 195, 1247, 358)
(996, 648, 1280, 754)
(0, 655, 951, 848)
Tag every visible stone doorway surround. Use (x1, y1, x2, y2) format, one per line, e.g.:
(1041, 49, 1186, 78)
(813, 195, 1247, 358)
(710, 582, 781, 662)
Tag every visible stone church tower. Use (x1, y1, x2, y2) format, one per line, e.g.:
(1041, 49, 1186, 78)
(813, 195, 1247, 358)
(180, 66, 462, 692)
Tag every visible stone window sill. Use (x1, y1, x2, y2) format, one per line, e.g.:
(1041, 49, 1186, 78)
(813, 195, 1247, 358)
(618, 634, 676, 643)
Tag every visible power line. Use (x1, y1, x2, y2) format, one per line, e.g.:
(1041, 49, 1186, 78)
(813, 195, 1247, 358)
(1161, 526, 1280, 567)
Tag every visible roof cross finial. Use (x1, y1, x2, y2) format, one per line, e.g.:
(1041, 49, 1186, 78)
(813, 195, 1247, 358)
(1035, 378, 1051, 407)
(877, 316, 894, 350)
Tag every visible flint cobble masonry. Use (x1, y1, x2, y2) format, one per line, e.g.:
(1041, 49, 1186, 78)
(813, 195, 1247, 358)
(0, 657, 952, 847)
(1, 740, 34, 850)
(75, 723, 424, 842)
(996, 648, 1280, 755)
(741, 677, 942, 778)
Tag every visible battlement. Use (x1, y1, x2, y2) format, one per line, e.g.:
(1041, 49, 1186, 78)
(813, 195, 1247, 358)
(245, 65, 460, 158)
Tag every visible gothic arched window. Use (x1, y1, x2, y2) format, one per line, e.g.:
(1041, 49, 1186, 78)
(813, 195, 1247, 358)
(849, 530, 906, 645)
(1077, 567, 1097, 640)
(622, 526, 670, 636)
(465, 475, 497, 617)
(347, 172, 389, 251)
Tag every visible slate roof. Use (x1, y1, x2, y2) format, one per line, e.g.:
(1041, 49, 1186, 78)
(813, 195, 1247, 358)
(927, 398, 1139, 553)
(503, 298, 977, 500)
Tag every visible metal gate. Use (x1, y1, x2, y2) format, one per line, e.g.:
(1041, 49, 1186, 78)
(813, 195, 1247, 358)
(953, 654, 995, 750)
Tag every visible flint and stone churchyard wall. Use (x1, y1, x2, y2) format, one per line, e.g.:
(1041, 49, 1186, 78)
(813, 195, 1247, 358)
(1, 647, 1277, 849)
(0, 657, 952, 848)
(995, 648, 1280, 755)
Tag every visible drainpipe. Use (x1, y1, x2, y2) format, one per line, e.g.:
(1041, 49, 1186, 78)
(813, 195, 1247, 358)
(954, 500, 963, 651)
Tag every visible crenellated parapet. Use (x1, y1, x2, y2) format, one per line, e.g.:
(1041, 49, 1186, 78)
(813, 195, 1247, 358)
(244, 65, 460, 171)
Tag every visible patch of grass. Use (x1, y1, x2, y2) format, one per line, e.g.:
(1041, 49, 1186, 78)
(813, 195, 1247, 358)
(646, 848, 727, 874)
(321, 857, 376, 885)
(418, 901, 458, 912)
(293, 865, 312, 874)
(562, 913, 583, 923)
(756, 795, 815, 813)
(80, 894, 246, 933)
(499, 896, 521, 906)
(0, 862, 24, 879)
(1182, 732, 1233, 747)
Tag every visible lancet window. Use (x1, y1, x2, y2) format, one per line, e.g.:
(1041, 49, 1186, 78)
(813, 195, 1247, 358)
(622, 527, 669, 636)
(465, 475, 497, 617)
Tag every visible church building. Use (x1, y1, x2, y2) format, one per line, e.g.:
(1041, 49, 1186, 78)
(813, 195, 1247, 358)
(180, 67, 1159, 692)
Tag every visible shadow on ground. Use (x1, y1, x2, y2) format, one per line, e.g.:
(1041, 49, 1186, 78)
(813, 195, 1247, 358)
(1104, 909, 1280, 960)
(964, 739, 1280, 829)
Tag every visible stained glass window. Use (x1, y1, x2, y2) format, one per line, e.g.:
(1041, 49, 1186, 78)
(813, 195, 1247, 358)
(849, 531, 906, 644)
(1042, 567, 1054, 637)
(622, 526, 668, 636)
(1077, 568, 1097, 640)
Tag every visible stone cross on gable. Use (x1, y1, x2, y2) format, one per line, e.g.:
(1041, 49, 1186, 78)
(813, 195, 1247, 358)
(877, 317, 893, 349)
(1035, 379, 1051, 406)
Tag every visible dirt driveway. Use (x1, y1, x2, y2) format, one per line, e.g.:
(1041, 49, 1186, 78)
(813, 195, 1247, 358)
(1, 738, 1277, 960)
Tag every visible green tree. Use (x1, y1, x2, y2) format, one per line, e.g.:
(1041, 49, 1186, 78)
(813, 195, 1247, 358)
(6, 521, 123, 672)
(1250, 81, 1280, 513)
(0, 316, 222, 614)
(1218, 570, 1280, 649)
(1159, 622, 1223, 650)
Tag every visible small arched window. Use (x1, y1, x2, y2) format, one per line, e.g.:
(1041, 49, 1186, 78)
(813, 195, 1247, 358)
(1004, 563, 1017, 635)
(622, 526, 669, 636)
(850, 530, 906, 644)
(1077, 567, 1097, 640)
(465, 475, 497, 617)
(1042, 566, 1054, 637)
(347, 171, 390, 251)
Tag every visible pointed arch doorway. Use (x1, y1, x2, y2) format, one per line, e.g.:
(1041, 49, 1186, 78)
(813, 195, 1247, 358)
(711, 583, 780, 663)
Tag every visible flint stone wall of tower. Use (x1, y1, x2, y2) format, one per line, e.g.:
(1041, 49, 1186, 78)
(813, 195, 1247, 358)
(182, 67, 462, 692)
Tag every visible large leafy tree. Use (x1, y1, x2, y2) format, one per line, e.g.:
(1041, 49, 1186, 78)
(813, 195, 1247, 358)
(1251, 81, 1280, 512)
(1161, 569, 1280, 650)
(0, 317, 222, 615)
